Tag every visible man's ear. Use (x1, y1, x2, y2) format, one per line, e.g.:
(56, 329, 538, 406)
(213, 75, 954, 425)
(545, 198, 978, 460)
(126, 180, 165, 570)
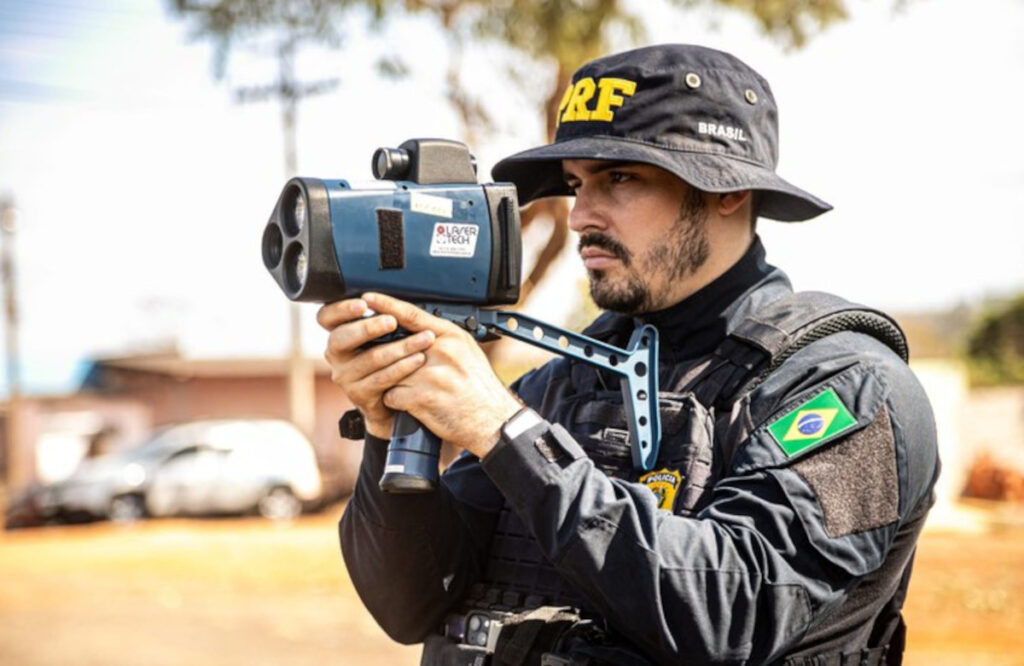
(717, 191, 752, 217)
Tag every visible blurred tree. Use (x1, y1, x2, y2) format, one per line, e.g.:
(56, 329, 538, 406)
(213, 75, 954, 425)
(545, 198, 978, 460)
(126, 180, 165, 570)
(168, 0, 852, 306)
(168, 0, 364, 438)
(169, 1, 346, 77)
(966, 294, 1024, 385)
(893, 304, 974, 359)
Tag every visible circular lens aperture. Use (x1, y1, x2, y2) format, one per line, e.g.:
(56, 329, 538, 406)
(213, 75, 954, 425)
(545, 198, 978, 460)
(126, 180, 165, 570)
(281, 184, 306, 236)
(296, 248, 308, 284)
(284, 243, 308, 294)
(293, 195, 306, 233)
(373, 149, 390, 179)
(262, 224, 283, 269)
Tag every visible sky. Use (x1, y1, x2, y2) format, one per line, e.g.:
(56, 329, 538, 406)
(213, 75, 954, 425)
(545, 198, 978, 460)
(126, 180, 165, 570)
(0, 0, 1022, 396)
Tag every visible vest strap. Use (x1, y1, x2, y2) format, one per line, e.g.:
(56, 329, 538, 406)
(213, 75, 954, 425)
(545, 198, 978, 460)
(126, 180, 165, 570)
(690, 292, 909, 411)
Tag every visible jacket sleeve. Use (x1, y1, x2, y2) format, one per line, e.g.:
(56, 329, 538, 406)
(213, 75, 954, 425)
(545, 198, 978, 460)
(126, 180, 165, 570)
(339, 435, 503, 642)
(338, 370, 547, 644)
(479, 333, 939, 664)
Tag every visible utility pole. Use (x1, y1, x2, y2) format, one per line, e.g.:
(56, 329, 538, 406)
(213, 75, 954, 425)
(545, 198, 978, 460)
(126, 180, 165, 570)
(1, 197, 24, 492)
(236, 34, 338, 439)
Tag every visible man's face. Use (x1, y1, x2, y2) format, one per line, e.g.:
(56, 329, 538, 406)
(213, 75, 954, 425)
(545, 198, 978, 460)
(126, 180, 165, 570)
(563, 159, 710, 314)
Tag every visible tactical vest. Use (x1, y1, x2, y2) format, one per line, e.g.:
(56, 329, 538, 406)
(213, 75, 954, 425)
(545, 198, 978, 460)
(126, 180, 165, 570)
(443, 292, 909, 665)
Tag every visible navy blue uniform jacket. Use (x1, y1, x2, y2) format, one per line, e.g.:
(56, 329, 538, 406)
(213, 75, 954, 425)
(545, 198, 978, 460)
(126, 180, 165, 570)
(339, 239, 940, 664)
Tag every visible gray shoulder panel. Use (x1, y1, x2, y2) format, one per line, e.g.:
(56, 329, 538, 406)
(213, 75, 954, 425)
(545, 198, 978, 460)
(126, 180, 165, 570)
(792, 404, 899, 537)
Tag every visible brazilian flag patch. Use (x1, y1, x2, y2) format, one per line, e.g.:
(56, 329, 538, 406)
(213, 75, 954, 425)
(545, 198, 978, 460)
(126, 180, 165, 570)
(767, 388, 858, 457)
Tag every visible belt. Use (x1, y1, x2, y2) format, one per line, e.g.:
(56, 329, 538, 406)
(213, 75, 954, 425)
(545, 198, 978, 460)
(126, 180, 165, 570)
(444, 609, 512, 653)
(437, 606, 585, 666)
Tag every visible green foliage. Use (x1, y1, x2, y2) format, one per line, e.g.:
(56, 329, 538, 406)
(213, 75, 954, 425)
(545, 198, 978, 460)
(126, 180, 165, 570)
(391, 0, 853, 138)
(675, 0, 849, 49)
(167, 0, 363, 78)
(168, 0, 857, 93)
(397, 0, 850, 67)
(966, 294, 1024, 386)
(470, 0, 642, 71)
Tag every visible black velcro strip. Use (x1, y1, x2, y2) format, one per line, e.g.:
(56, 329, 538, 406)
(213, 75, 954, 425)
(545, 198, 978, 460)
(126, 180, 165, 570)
(793, 405, 899, 537)
(376, 208, 405, 270)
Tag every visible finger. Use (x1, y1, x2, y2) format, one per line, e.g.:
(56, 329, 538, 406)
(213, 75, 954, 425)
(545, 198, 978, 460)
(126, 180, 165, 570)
(380, 384, 408, 412)
(341, 330, 436, 382)
(326, 314, 399, 357)
(362, 292, 456, 336)
(317, 299, 368, 331)
(381, 380, 440, 416)
(351, 352, 429, 403)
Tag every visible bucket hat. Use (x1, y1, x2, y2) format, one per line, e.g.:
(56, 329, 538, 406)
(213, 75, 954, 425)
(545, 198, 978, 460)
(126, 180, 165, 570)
(492, 44, 831, 221)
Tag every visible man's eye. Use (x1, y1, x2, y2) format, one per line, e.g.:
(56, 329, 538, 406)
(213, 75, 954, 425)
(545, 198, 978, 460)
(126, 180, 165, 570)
(564, 180, 580, 192)
(609, 171, 632, 184)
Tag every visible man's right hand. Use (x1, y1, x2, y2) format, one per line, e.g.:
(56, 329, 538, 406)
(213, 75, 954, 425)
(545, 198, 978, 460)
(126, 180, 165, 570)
(317, 298, 436, 440)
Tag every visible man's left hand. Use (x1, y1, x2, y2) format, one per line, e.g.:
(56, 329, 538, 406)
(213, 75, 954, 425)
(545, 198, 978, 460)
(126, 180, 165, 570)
(362, 292, 522, 458)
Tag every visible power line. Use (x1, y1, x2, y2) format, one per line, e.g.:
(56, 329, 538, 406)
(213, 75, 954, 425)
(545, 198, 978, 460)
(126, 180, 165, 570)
(0, 13, 138, 36)
(0, 22, 86, 41)
(0, 0, 149, 19)
(0, 77, 90, 102)
(0, 0, 150, 40)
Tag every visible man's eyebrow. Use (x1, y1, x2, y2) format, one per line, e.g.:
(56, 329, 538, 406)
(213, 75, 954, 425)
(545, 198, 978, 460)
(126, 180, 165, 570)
(562, 161, 634, 182)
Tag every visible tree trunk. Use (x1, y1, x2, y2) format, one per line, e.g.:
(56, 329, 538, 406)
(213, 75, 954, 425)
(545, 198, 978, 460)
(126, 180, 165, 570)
(514, 62, 574, 308)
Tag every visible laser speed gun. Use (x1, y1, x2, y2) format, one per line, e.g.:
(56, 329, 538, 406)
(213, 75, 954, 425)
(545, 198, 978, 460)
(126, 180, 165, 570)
(261, 138, 661, 493)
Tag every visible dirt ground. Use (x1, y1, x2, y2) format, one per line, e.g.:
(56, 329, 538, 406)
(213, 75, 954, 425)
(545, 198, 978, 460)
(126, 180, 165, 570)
(1, 502, 1023, 666)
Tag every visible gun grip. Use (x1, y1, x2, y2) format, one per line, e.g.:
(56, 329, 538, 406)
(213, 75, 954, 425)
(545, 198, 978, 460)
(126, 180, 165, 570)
(379, 412, 441, 493)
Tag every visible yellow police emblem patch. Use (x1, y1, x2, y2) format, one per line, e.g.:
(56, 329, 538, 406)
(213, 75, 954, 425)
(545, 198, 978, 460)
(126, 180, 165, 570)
(640, 468, 682, 511)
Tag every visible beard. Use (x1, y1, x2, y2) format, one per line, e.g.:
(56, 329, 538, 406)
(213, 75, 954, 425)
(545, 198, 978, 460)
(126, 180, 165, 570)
(580, 188, 710, 314)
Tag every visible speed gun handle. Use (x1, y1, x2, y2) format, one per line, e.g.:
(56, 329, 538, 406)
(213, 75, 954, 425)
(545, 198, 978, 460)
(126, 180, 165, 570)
(379, 412, 440, 493)
(353, 326, 441, 493)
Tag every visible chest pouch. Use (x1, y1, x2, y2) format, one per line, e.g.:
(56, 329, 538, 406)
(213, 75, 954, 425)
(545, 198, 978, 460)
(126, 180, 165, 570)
(570, 389, 716, 516)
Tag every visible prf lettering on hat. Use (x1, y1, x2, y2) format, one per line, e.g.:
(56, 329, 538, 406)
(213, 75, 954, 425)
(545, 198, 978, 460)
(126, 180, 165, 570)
(558, 77, 637, 124)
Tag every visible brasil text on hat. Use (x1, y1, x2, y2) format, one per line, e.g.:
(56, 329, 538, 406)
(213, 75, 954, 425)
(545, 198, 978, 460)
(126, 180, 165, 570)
(492, 44, 831, 222)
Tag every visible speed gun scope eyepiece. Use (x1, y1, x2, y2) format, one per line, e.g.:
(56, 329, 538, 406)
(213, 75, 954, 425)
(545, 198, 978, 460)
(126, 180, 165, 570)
(372, 140, 478, 184)
(372, 147, 410, 180)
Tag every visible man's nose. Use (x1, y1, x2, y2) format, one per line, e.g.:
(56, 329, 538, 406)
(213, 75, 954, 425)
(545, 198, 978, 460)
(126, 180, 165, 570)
(568, 192, 606, 234)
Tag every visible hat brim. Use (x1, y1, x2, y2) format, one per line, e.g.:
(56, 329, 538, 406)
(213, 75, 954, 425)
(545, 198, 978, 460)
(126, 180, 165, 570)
(492, 136, 831, 222)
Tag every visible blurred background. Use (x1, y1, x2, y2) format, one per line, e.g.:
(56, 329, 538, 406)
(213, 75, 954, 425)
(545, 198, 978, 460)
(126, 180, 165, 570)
(1, 0, 1022, 664)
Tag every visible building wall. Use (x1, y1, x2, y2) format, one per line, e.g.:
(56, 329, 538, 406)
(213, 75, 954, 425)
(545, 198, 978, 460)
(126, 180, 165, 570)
(962, 386, 1024, 473)
(911, 360, 969, 511)
(910, 362, 1024, 511)
(1, 395, 152, 487)
(104, 371, 360, 498)
(3, 370, 362, 500)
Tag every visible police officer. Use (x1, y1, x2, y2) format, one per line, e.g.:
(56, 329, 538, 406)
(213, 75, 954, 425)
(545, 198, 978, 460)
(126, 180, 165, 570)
(319, 44, 939, 665)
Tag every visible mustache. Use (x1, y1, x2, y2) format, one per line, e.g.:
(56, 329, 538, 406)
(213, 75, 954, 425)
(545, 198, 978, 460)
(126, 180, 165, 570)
(578, 232, 631, 266)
